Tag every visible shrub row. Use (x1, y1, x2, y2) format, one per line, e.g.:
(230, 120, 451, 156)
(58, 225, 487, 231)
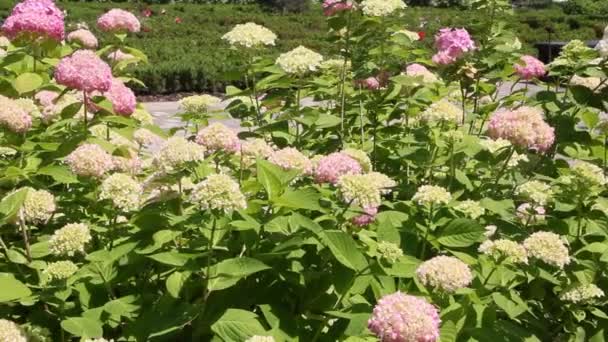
(1, 2, 604, 94)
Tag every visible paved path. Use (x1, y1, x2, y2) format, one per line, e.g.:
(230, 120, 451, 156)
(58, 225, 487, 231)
(143, 82, 545, 131)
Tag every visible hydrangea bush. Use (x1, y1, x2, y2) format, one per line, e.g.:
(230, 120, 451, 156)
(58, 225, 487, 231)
(1, 0, 608, 341)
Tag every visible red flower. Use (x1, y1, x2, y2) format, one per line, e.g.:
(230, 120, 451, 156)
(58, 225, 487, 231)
(418, 31, 426, 40)
(142, 8, 152, 17)
(175, 17, 182, 24)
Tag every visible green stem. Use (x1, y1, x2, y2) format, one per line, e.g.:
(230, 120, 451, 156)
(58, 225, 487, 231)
(359, 85, 364, 146)
(201, 216, 218, 311)
(18, 213, 32, 263)
(490, 146, 515, 191)
(82, 91, 88, 136)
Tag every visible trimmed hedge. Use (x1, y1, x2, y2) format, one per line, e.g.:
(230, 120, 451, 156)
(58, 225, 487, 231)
(1, 2, 605, 94)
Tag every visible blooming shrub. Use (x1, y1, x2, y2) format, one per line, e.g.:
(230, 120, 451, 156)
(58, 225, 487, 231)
(1, 0, 608, 341)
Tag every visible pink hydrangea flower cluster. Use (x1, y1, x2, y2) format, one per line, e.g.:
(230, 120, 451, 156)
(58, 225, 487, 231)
(432, 28, 475, 65)
(55, 50, 113, 93)
(357, 72, 389, 90)
(0, 95, 32, 133)
(104, 78, 136, 116)
(405, 63, 438, 83)
(108, 50, 136, 63)
(351, 206, 378, 227)
(487, 106, 555, 152)
(514, 55, 546, 80)
(268, 147, 313, 175)
(97, 9, 141, 33)
(322, 0, 353, 16)
(314, 152, 363, 184)
(67, 29, 98, 49)
(34, 90, 58, 107)
(65, 144, 115, 178)
(368, 292, 440, 342)
(195, 123, 240, 153)
(2, 0, 65, 42)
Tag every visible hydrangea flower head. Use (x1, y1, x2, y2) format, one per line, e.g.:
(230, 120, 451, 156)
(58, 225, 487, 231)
(342, 148, 372, 172)
(570, 160, 606, 189)
(377, 241, 403, 264)
(22, 187, 56, 223)
(66, 144, 115, 178)
(432, 28, 475, 65)
(179, 95, 221, 114)
(99, 173, 142, 212)
(239, 138, 274, 166)
(323, 0, 354, 16)
(416, 255, 472, 293)
(514, 55, 546, 80)
(487, 106, 555, 152)
(43, 260, 78, 281)
(560, 284, 605, 304)
(105, 78, 136, 116)
(516, 203, 545, 224)
(412, 185, 451, 206)
(479, 239, 528, 264)
(195, 123, 240, 154)
(405, 63, 438, 84)
(55, 50, 113, 93)
(49, 223, 92, 256)
(276, 46, 323, 74)
(0, 319, 27, 342)
(190, 174, 246, 212)
(97, 9, 141, 33)
(338, 173, 394, 208)
(222, 22, 277, 48)
(67, 29, 98, 49)
(268, 147, 313, 175)
(368, 292, 440, 342)
(515, 180, 552, 206)
(2, 0, 65, 42)
(153, 137, 206, 172)
(314, 152, 363, 184)
(245, 336, 275, 342)
(360, 0, 406, 17)
(0, 95, 32, 133)
(523, 231, 570, 269)
(454, 200, 485, 219)
(351, 206, 378, 227)
(420, 99, 462, 124)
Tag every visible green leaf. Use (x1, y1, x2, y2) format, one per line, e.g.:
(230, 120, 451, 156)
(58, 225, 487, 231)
(208, 257, 270, 292)
(437, 219, 484, 248)
(480, 198, 514, 219)
(273, 188, 321, 211)
(257, 160, 283, 200)
(13, 73, 43, 94)
(60, 317, 103, 338)
(147, 252, 202, 267)
(38, 165, 78, 184)
(321, 230, 368, 271)
(0, 188, 28, 224)
(0, 274, 31, 302)
(103, 295, 140, 317)
(315, 114, 342, 128)
(492, 292, 527, 319)
(211, 309, 267, 342)
(166, 271, 191, 298)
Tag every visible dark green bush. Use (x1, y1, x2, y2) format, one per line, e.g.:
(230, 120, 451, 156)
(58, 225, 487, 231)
(563, 0, 608, 17)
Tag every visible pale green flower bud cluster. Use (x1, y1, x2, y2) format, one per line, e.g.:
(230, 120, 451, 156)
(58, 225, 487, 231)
(516, 180, 552, 206)
(377, 241, 403, 264)
(338, 172, 394, 208)
(190, 174, 247, 212)
(43, 260, 78, 281)
(479, 239, 528, 264)
(560, 284, 605, 304)
(49, 223, 92, 257)
(342, 148, 372, 172)
(179, 95, 221, 114)
(153, 137, 206, 172)
(99, 173, 142, 212)
(454, 200, 485, 219)
(420, 99, 462, 124)
(222, 22, 277, 48)
(570, 160, 606, 189)
(412, 185, 451, 206)
(360, 0, 406, 16)
(523, 231, 570, 269)
(0, 319, 27, 342)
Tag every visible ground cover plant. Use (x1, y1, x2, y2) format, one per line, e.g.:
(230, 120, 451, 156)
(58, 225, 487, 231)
(0, 0, 603, 94)
(1, 0, 608, 341)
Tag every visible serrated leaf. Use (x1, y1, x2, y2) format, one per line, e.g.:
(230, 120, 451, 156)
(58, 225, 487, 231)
(437, 219, 484, 247)
(60, 317, 103, 338)
(166, 271, 191, 298)
(208, 257, 270, 292)
(211, 309, 267, 341)
(147, 252, 201, 267)
(321, 230, 368, 271)
(273, 188, 321, 211)
(0, 274, 31, 302)
(38, 165, 78, 184)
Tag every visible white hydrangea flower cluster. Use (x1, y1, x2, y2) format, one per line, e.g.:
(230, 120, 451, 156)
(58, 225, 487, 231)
(276, 46, 323, 74)
(195, 123, 240, 153)
(342, 148, 372, 172)
(507, 151, 528, 168)
(15, 98, 41, 119)
(240, 138, 274, 166)
(337, 172, 394, 208)
(420, 99, 463, 124)
(479, 239, 528, 264)
(222, 22, 277, 48)
(268, 147, 313, 175)
(360, 0, 406, 16)
(245, 336, 275, 342)
(65, 144, 115, 178)
(523, 231, 570, 269)
(153, 137, 206, 172)
(133, 128, 163, 147)
(179, 95, 221, 114)
(377, 241, 403, 264)
(132, 109, 155, 125)
(0, 319, 27, 342)
(484, 225, 497, 238)
(22, 187, 56, 224)
(516, 203, 545, 225)
(412, 185, 451, 206)
(43, 260, 78, 281)
(454, 200, 485, 219)
(99, 173, 142, 212)
(570, 160, 606, 188)
(480, 138, 511, 154)
(190, 174, 247, 212)
(560, 284, 605, 304)
(49, 223, 92, 257)
(516, 180, 552, 206)
(416, 255, 473, 293)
